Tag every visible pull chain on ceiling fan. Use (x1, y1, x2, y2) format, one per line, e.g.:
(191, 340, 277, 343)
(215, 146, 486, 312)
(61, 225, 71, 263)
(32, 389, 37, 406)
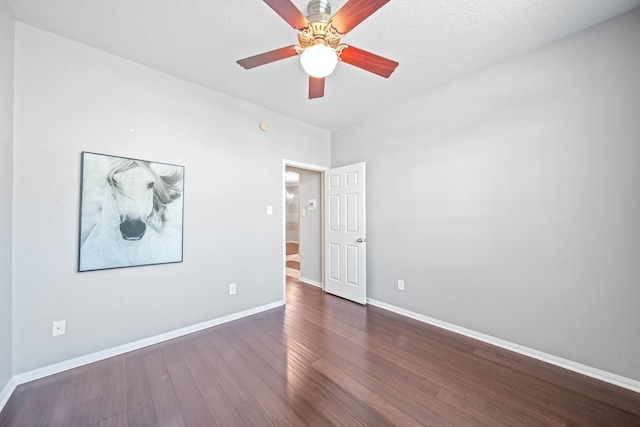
(237, 0, 399, 99)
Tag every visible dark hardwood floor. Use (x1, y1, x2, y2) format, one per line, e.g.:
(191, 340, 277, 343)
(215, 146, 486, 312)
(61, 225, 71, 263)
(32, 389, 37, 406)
(2, 277, 640, 426)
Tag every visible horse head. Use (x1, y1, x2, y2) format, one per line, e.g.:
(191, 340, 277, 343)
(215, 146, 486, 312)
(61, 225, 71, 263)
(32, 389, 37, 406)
(105, 159, 183, 241)
(105, 160, 157, 240)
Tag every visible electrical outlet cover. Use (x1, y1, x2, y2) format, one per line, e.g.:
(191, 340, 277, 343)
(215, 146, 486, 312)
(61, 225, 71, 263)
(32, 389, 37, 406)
(52, 320, 66, 336)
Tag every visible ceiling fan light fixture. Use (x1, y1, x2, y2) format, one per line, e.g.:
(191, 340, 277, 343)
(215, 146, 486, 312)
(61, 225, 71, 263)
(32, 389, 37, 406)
(300, 42, 338, 78)
(236, 0, 398, 99)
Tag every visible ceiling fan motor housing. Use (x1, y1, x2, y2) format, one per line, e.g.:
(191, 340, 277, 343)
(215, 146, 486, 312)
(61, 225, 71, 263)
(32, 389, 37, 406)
(306, 0, 331, 23)
(298, 0, 342, 51)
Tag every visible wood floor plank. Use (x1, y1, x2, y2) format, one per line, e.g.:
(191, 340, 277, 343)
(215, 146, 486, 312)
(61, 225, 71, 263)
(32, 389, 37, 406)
(235, 398, 276, 427)
(192, 337, 252, 407)
(1, 278, 639, 426)
(320, 306, 574, 425)
(7, 376, 59, 427)
(126, 401, 157, 427)
(210, 334, 307, 426)
(124, 354, 158, 426)
(124, 354, 153, 414)
(312, 358, 425, 426)
(434, 387, 499, 419)
(99, 411, 128, 427)
(176, 341, 218, 390)
(67, 395, 103, 426)
(35, 378, 78, 427)
(149, 391, 186, 427)
(475, 345, 640, 417)
(386, 375, 503, 426)
(72, 361, 106, 405)
(159, 340, 187, 367)
(198, 380, 246, 427)
(281, 310, 399, 385)
(166, 361, 216, 426)
(493, 401, 568, 427)
(143, 353, 186, 427)
(0, 382, 33, 426)
(315, 353, 454, 427)
(246, 334, 367, 427)
(223, 325, 335, 426)
(100, 355, 127, 421)
(100, 384, 126, 423)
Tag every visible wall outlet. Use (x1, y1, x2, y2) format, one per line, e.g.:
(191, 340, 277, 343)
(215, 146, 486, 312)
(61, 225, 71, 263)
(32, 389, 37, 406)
(229, 283, 237, 295)
(397, 280, 405, 291)
(52, 320, 66, 336)
(266, 205, 273, 215)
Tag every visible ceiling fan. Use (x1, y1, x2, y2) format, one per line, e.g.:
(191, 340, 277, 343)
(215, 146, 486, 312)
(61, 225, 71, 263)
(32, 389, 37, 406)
(237, 0, 399, 99)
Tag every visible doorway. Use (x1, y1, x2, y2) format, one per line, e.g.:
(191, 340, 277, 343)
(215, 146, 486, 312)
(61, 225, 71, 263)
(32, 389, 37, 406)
(282, 160, 326, 298)
(285, 169, 301, 280)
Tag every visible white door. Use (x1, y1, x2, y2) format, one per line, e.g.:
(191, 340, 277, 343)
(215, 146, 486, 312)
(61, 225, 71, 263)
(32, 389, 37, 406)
(324, 162, 366, 304)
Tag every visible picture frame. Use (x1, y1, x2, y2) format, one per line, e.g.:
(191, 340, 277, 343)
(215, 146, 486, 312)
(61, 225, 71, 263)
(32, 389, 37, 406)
(78, 151, 185, 272)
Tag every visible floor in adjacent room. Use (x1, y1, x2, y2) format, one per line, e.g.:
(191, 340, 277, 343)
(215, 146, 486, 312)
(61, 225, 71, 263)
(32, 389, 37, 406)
(286, 241, 300, 280)
(1, 277, 639, 426)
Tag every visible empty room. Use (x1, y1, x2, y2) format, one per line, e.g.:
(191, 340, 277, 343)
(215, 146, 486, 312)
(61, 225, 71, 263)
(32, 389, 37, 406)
(1, 0, 639, 425)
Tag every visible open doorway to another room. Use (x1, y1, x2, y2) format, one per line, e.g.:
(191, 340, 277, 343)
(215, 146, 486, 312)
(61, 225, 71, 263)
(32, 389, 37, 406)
(285, 170, 301, 280)
(283, 164, 324, 291)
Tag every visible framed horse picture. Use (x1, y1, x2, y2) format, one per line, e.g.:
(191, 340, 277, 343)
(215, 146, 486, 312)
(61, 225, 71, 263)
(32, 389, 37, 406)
(78, 152, 185, 272)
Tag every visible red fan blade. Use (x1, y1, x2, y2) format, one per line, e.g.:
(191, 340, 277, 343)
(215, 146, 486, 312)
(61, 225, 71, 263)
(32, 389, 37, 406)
(340, 45, 398, 78)
(237, 46, 298, 69)
(309, 76, 325, 99)
(263, 0, 309, 30)
(330, 0, 390, 35)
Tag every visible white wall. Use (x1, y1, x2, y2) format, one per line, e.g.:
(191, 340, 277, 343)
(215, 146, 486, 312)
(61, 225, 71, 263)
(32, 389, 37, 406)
(0, 0, 15, 390)
(332, 9, 640, 381)
(12, 23, 330, 374)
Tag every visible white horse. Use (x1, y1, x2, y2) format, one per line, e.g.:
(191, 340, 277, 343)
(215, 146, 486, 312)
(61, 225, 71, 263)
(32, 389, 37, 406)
(80, 158, 183, 271)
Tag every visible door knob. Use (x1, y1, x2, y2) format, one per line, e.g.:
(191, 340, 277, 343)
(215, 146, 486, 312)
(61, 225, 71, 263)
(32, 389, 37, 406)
(357, 238, 365, 243)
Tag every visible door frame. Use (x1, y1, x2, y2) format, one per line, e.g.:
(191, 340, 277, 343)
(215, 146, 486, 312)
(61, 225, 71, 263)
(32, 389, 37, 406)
(281, 159, 328, 302)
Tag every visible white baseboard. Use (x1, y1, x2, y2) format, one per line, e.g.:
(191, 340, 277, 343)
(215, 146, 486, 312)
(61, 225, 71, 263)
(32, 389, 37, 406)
(367, 298, 640, 394)
(12, 300, 285, 386)
(0, 377, 17, 413)
(299, 277, 323, 288)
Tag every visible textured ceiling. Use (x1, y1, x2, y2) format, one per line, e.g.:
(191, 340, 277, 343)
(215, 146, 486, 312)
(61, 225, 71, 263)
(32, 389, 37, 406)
(6, 0, 640, 131)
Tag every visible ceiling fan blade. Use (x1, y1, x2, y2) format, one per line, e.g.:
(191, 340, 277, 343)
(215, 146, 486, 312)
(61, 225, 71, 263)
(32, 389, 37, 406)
(263, 0, 309, 30)
(237, 46, 298, 69)
(340, 45, 398, 78)
(309, 76, 325, 99)
(330, 0, 390, 35)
